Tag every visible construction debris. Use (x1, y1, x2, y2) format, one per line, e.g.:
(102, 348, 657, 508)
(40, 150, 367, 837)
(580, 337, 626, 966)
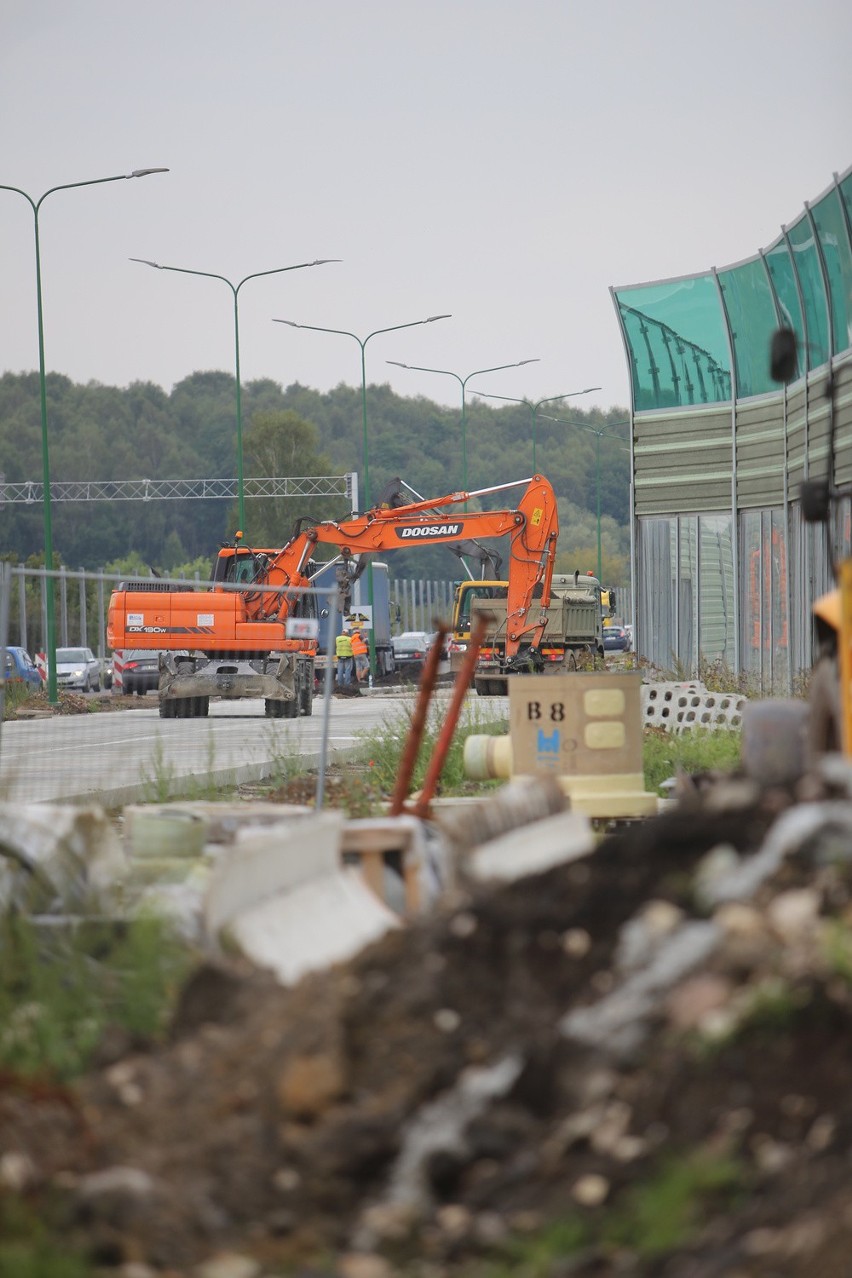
(5, 756, 852, 1274)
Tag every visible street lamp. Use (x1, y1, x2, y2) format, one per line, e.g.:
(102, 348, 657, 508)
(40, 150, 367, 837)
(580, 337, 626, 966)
(385, 358, 539, 491)
(273, 314, 451, 510)
(541, 415, 630, 580)
(0, 167, 169, 704)
(474, 387, 602, 473)
(273, 313, 452, 678)
(131, 256, 339, 531)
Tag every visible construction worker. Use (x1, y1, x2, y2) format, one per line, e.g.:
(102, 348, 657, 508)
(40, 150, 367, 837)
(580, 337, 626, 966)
(350, 628, 369, 683)
(335, 629, 355, 687)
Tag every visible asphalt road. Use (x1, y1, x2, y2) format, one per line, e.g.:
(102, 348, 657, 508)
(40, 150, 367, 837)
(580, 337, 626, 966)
(2, 688, 479, 807)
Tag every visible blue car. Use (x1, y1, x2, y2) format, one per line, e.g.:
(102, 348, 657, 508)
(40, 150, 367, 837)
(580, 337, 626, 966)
(603, 625, 631, 652)
(3, 646, 42, 688)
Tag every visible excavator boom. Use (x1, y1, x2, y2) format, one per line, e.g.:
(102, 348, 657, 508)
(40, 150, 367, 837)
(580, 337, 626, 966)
(108, 475, 559, 661)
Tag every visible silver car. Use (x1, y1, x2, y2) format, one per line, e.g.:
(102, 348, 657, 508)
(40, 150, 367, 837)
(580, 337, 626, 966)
(55, 646, 101, 692)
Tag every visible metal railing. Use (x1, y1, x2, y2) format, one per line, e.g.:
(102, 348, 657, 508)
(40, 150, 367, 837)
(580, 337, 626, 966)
(1, 473, 356, 504)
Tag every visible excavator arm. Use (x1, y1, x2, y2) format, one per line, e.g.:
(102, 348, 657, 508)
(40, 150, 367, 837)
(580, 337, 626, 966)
(108, 475, 558, 662)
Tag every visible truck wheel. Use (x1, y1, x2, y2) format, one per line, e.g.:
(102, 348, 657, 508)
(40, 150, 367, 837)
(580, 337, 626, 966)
(197, 696, 209, 717)
(300, 679, 313, 716)
(159, 698, 178, 719)
(265, 698, 296, 718)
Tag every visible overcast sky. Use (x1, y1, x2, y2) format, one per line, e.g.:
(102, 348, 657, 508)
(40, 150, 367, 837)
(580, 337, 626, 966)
(1, 1, 850, 428)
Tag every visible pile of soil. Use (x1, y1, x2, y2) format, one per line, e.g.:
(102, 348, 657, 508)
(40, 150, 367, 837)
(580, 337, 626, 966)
(4, 774, 852, 1275)
(9, 689, 155, 718)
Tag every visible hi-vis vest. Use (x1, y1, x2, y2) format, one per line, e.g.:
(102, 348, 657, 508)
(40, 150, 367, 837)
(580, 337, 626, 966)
(335, 632, 354, 659)
(350, 632, 368, 656)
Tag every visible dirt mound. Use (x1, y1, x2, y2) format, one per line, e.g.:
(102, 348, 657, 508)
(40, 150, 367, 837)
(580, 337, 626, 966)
(4, 780, 852, 1274)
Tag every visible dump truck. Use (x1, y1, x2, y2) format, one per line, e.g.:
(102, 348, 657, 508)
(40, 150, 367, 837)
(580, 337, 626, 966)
(451, 570, 606, 696)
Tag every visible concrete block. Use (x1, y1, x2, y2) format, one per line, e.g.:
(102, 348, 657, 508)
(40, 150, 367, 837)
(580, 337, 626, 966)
(224, 867, 401, 986)
(641, 681, 746, 733)
(466, 810, 595, 882)
(204, 812, 344, 935)
(0, 803, 127, 913)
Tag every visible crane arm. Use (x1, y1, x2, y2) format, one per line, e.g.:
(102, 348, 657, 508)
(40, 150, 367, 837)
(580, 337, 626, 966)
(108, 475, 558, 660)
(259, 475, 558, 657)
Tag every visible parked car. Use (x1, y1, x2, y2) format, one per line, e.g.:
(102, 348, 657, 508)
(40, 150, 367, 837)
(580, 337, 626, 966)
(117, 649, 160, 695)
(603, 625, 631, 653)
(392, 630, 433, 679)
(3, 646, 42, 688)
(55, 646, 101, 691)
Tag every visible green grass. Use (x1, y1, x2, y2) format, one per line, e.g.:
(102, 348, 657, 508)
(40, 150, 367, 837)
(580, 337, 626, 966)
(453, 1150, 744, 1276)
(0, 912, 195, 1080)
(604, 1151, 744, 1258)
(643, 725, 742, 795)
(356, 697, 509, 804)
(1, 681, 38, 720)
(823, 919, 852, 985)
(0, 1198, 92, 1278)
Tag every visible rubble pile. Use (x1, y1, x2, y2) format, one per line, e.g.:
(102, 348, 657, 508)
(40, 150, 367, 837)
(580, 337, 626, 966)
(4, 765, 852, 1275)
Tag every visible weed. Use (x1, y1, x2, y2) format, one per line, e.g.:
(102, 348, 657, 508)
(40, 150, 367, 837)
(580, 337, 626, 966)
(454, 1151, 743, 1274)
(823, 919, 852, 985)
(0, 913, 195, 1080)
(260, 723, 304, 788)
(736, 978, 809, 1038)
(356, 697, 508, 801)
(140, 730, 226, 803)
(332, 763, 387, 818)
(494, 1216, 590, 1275)
(0, 1193, 92, 1277)
(695, 978, 806, 1060)
(643, 725, 741, 794)
(604, 1150, 744, 1257)
(697, 656, 764, 698)
(1, 681, 37, 721)
(139, 734, 176, 803)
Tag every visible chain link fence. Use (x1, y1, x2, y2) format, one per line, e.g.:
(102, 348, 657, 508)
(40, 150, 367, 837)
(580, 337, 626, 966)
(0, 565, 347, 807)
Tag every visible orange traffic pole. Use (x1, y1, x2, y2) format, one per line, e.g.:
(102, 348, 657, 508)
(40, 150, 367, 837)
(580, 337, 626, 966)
(388, 623, 450, 816)
(410, 610, 491, 819)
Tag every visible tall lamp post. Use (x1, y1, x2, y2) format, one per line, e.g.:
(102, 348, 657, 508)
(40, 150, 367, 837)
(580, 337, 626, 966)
(0, 167, 169, 704)
(541, 415, 630, 580)
(385, 358, 539, 492)
(273, 313, 452, 678)
(131, 256, 339, 531)
(475, 387, 601, 473)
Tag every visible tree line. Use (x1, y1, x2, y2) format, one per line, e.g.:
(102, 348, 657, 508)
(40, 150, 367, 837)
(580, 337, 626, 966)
(0, 370, 632, 583)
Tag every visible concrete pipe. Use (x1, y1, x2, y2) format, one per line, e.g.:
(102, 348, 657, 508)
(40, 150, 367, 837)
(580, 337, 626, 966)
(463, 733, 513, 781)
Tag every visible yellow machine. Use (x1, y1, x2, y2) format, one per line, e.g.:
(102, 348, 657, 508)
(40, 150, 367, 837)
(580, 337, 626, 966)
(450, 571, 608, 695)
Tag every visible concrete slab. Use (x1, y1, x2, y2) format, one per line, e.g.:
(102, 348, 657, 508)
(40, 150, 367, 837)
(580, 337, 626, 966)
(225, 867, 401, 986)
(204, 812, 344, 935)
(466, 809, 594, 882)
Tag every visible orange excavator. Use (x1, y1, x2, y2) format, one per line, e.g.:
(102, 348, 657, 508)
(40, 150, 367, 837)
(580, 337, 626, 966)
(107, 474, 559, 718)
